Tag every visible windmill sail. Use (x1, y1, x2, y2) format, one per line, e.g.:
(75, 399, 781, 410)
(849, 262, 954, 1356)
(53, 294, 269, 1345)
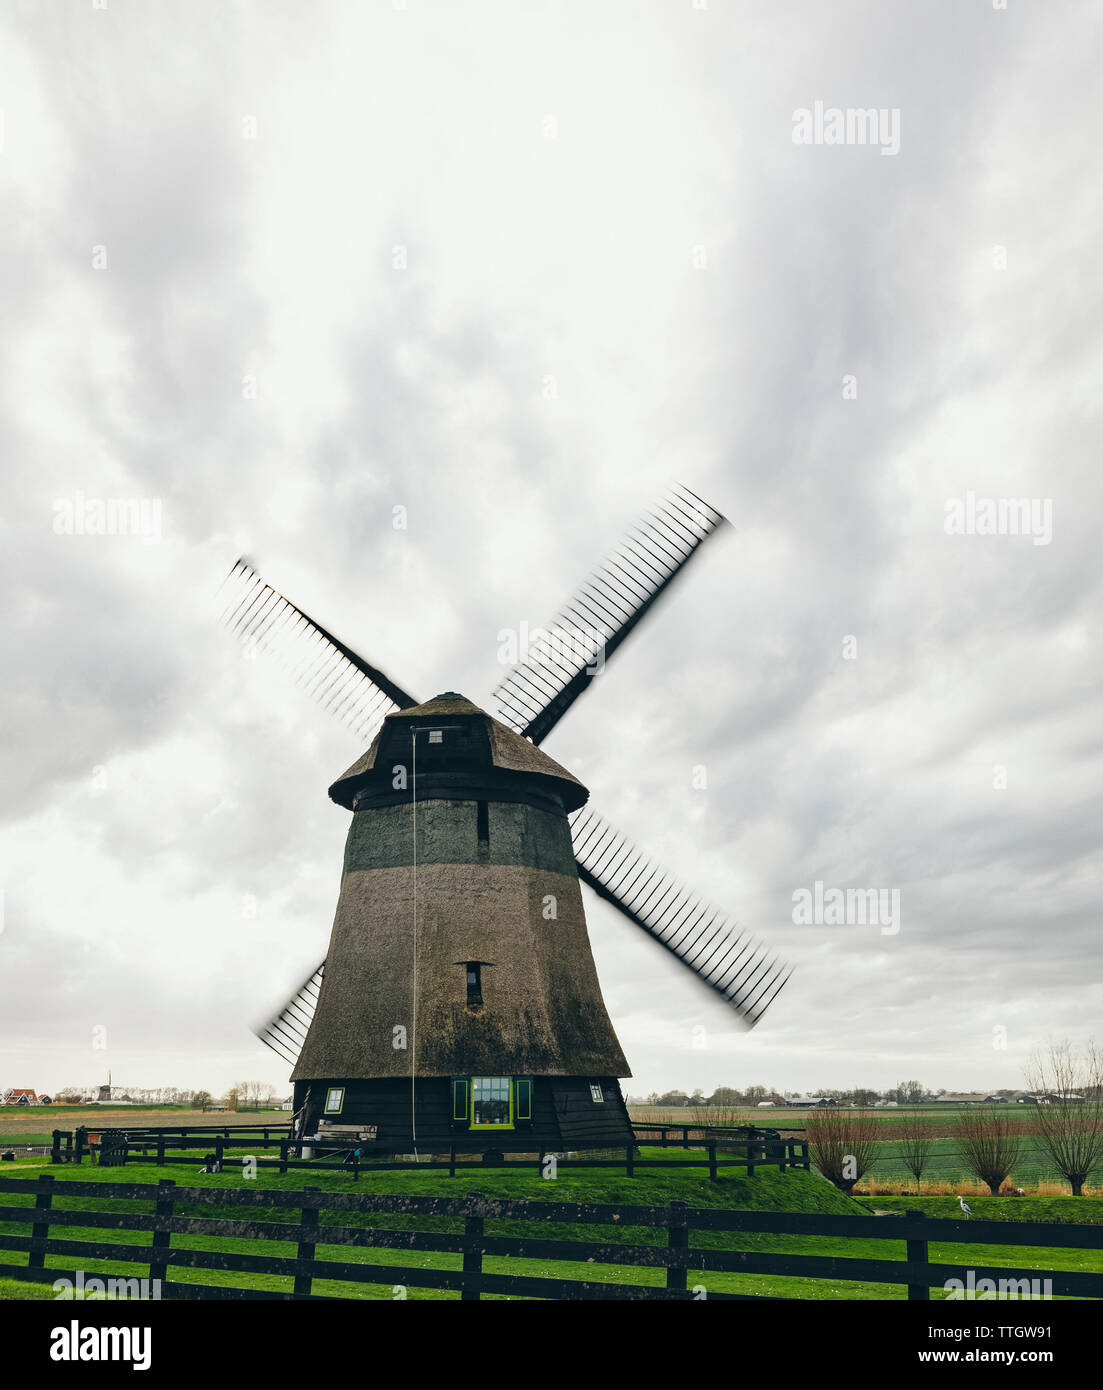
(490, 484, 728, 744)
(219, 558, 418, 743)
(570, 806, 790, 1026)
(253, 965, 325, 1067)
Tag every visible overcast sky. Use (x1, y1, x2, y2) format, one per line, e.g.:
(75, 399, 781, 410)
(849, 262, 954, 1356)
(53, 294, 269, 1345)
(1, 1, 1100, 1102)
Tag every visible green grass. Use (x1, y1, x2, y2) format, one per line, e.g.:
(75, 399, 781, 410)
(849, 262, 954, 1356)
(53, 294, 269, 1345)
(0, 1276, 56, 1300)
(2, 1156, 1100, 1301)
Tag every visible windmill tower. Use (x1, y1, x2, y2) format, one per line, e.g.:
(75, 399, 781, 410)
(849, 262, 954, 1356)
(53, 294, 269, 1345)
(291, 693, 633, 1149)
(224, 485, 792, 1155)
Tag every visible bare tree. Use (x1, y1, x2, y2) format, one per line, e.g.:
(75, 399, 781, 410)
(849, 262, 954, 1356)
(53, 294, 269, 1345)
(805, 1108, 879, 1193)
(899, 1111, 934, 1195)
(956, 1108, 1021, 1195)
(1025, 1039, 1103, 1196)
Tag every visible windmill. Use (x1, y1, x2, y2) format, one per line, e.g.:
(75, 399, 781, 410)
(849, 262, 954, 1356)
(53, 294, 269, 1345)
(221, 484, 791, 1154)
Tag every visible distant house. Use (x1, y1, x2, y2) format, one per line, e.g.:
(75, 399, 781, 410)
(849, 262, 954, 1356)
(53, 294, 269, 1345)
(4, 1089, 37, 1106)
(941, 1092, 990, 1105)
(785, 1096, 835, 1107)
(983, 1095, 1008, 1104)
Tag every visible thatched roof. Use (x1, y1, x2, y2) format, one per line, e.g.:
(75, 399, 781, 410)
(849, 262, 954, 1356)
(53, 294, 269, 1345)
(328, 693, 588, 812)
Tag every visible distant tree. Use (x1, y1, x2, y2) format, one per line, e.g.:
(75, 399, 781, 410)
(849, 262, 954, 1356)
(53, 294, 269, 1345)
(955, 1108, 1021, 1195)
(645, 1093, 660, 1105)
(708, 1087, 743, 1107)
(850, 1088, 880, 1108)
(656, 1090, 690, 1108)
(743, 1085, 769, 1104)
(225, 1088, 240, 1113)
(899, 1112, 934, 1195)
(690, 1089, 706, 1107)
(192, 1091, 213, 1113)
(806, 1109, 879, 1193)
(1025, 1039, 1103, 1196)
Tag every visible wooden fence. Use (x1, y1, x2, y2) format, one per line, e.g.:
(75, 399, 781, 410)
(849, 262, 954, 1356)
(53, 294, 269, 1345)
(50, 1126, 809, 1180)
(2, 1175, 1102, 1301)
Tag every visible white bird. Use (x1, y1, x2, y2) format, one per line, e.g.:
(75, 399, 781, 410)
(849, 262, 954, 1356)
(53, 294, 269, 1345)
(957, 1195, 972, 1217)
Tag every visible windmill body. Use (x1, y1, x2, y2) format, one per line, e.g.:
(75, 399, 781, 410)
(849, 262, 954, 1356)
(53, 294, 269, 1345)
(292, 694, 635, 1151)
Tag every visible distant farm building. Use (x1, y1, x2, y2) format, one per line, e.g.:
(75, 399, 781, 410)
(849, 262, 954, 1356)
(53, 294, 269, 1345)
(2, 1090, 38, 1106)
(785, 1096, 835, 1107)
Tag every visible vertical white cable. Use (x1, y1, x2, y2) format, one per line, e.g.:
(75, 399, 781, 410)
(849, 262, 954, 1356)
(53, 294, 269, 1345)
(410, 729, 418, 1159)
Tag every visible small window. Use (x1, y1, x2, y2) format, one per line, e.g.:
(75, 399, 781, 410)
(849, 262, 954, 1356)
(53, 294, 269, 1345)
(589, 1084, 604, 1104)
(476, 800, 489, 847)
(471, 1076, 512, 1128)
(324, 1088, 344, 1115)
(465, 963, 483, 1008)
(428, 729, 443, 744)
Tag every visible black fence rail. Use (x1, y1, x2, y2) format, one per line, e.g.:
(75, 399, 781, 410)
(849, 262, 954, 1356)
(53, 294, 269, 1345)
(49, 1127, 809, 1180)
(2, 1175, 1101, 1301)
(50, 1125, 290, 1165)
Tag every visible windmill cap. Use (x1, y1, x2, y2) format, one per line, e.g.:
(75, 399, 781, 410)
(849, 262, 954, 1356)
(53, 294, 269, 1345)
(328, 693, 589, 813)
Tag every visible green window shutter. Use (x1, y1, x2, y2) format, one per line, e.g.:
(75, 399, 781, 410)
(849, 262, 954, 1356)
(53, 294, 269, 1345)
(451, 1077, 470, 1126)
(514, 1077, 533, 1125)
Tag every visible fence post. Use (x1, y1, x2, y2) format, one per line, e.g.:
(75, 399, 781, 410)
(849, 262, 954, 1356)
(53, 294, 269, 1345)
(149, 1179, 175, 1293)
(666, 1198, 688, 1294)
(279, 1139, 289, 1175)
(294, 1187, 319, 1299)
(449, 1146, 457, 1179)
(156, 1135, 165, 1168)
(27, 1174, 55, 1272)
(462, 1192, 484, 1301)
(74, 1126, 86, 1165)
(708, 1142, 718, 1182)
(746, 1138, 756, 1178)
(215, 1136, 224, 1171)
(625, 1143, 635, 1178)
(50, 1131, 62, 1165)
(905, 1208, 929, 1301)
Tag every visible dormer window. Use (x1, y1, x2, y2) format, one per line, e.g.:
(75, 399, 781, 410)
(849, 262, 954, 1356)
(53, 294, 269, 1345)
(454, 960, 492, 1009)
(428, 729, 443, 744)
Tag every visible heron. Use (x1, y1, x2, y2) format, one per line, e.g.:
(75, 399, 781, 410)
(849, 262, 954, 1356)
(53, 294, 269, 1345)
(957, 1195, 972, 1217)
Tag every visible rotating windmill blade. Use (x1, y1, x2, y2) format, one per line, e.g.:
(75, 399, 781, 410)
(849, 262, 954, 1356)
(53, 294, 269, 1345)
(486, 485, 787, 1027)
(570, 807, 791, 1026)
(219, 557, 417, 742)
(253, 965, 325, 1068)
(490, 483, 727, 743)
(221, 484, 791, 1079)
